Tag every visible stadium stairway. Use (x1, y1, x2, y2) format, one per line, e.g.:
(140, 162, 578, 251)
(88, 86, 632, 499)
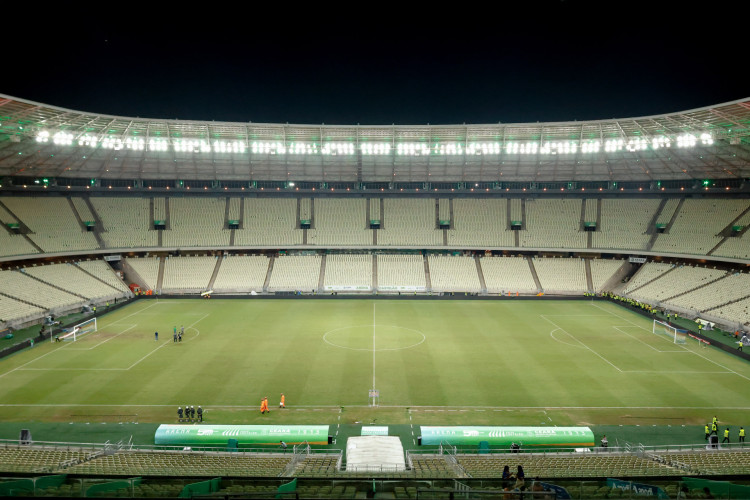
(663, 198, 685, 235)
(526, 256, 542, 292)
(708, 204, 750, 255)
(423, 255, 432, 291)
(584, 259, 594, 291)
(206, 256, 223, 291)
(164, 197, 171, 230)
(156, 256, 165, 292)
(263, 255, 275, 292)
(645, 198, 670, 250)
(474, 255, 487, 294)
(0, 199, 43, 253)
(318, 255, 326, 292)
(600, 261, 633, 294)
(82, 197, 106, 249)
(67, 197, 88, 232)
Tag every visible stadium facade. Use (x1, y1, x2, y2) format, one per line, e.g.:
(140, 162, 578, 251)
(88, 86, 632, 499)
(1, 95, 750, 497)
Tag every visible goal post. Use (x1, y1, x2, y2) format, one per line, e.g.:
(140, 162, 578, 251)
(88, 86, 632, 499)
(53, 317, 97, 342)
(652, 319, 687, 344)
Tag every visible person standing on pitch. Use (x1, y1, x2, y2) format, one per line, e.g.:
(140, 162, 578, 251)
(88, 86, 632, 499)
(155, 331, 158, 341)
(723, 428, 730, 443)
(190, 406, 196, 420)
(740, 427, 745, 444)
(177, 407, 183, 420)
(280, 393, 285, 409)
(705, 424, 710, 441)
(197, 406, 203, 422)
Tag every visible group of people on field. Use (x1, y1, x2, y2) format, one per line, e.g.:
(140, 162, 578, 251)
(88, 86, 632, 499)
(704, 415, 745, 444)
(177, 405, 203, 422)
(261, 394, 285, 413)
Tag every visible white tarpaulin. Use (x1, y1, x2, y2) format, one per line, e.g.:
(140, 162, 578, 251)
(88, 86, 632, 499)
(345, 436, 406, 472)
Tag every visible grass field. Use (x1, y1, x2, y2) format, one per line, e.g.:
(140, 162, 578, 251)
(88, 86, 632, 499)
(1, 297, 748, 433)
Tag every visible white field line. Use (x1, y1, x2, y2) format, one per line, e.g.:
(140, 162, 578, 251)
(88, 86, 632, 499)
(540, 314, 623, 372)
(101, 300, 162, 328)
(14, 314, 209, 374)
(549, 327, 586, 349)
(590, 302, 750, 382)
(126, 313, 209, 370)
(65, 324, 138, 350)
(0, 341, 73, 380)
(0, 302, 165, 380)
(372, 302, 376, 391)
(1, 403, 748, 411)
(612, 326, 687, 353)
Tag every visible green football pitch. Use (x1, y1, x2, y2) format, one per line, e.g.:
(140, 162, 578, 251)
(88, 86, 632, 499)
(1, 298, 748, 430)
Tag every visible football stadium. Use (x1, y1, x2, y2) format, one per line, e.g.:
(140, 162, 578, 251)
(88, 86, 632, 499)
(0, 92, 749, 500)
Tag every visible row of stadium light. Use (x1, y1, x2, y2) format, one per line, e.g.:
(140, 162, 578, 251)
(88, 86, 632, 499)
(35, 131, 715, 154)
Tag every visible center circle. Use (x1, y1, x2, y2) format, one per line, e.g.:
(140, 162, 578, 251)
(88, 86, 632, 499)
(323, 324, 426, 351)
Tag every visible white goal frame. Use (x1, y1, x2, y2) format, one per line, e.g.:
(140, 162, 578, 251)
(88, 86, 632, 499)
(652, 319, 687, 344)
(54, 317, 97, 342)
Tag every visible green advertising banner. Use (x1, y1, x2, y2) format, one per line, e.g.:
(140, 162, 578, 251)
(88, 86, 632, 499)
(419, 426, 594, 447)
(155, 424, 330, 447)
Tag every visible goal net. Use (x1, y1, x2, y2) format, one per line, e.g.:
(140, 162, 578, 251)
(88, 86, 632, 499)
(652, 319, 687, 344)
(55, 318, 97, 342)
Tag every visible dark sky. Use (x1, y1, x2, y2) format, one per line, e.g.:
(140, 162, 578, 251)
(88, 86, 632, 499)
(4, 1, 746, 126)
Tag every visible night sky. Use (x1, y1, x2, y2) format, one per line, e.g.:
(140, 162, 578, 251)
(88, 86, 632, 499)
(4, 1, 746, 126)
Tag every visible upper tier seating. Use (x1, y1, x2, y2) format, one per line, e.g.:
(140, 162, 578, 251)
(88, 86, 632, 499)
(651, 199, 750, 256)
(447, 199, 514, 247)
(234, 198, 302, 246)
(0, 197, 98, 253)
(592, 198, 660, 250)
(162, 197, 230, 248)
(0, 230, 38, 258)
(91, 197, 158, 249)
(378, 199, 442, 246)
(308, 198, 372, 246)
(520, 199, 587, 249)
(0, 196, 746, 259)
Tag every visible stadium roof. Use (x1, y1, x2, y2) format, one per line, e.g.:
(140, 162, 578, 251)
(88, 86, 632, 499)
(0, 94, 749, 184)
